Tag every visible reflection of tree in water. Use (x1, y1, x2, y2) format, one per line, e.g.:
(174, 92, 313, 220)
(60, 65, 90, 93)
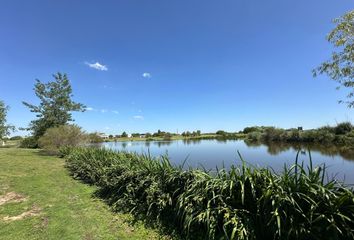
(247, 141, 354, 161)
(263, 142, 354, 160)
(121, 142, 127, 149)
(266, 142, 293, 155)
(144, 141, 151, 148)
(154, 141, 173, 147)
(182, 139, 202, 145)
(216, 138, 228, 143)
(244, 140, 262, 148)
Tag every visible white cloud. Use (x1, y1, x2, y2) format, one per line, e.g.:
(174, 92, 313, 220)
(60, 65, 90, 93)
(142, 72, 151, 78)
(85, 61, 108, 71)
(133, 115, 144, 120)
(84, 107, 118, 114)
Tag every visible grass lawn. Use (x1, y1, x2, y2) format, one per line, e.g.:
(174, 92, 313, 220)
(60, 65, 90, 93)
(0, 148, 167, 240)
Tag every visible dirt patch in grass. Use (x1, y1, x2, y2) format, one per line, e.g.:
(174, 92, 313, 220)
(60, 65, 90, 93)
(0, 192, 27, 206)
(3, 205, 41, 221)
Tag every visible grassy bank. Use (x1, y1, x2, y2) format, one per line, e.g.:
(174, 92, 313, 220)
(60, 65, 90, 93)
(0, 148, 168, 240)
(64, 147, 354, 240)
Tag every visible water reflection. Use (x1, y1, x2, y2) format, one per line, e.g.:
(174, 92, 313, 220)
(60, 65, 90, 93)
(99, 139, 354, 184)
(154, 141, 173, 147)
(244, 140, 354, 161)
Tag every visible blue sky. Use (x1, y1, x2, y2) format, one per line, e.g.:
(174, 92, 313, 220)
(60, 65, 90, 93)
(1, 0, 353, 135)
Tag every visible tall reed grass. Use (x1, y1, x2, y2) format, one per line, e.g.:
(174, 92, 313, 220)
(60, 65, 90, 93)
(62, 147, 354, 240)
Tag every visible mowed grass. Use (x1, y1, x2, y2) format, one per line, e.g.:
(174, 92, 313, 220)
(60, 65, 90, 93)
(0, 148, 167, 240)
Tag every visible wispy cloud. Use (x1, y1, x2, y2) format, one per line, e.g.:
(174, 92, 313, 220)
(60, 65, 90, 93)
(142, 72, 151, 78)
(85, 107, 119, 114)
(85, 61, 108, 71)
(133, 115, 144, 120)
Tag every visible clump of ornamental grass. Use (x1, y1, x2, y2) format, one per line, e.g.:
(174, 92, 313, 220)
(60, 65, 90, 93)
(62, 147, 354, 240)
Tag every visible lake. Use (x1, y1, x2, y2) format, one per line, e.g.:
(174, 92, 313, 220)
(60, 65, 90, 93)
(99, 139, 354, 184)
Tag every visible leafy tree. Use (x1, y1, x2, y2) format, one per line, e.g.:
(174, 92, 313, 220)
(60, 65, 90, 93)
(22, 73, 86, 138)
(216, 130, 227, 135)
(313, 10, 354, 107)
(121, 131, 128, 138)
(0, 100, 15, 145)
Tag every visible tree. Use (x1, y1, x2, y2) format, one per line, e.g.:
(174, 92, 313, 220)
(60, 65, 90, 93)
(313, 10, 354, 107)
(38, 124, 87, 154)
(22, 73, 86, 138)
(0, 100, 15, 145)
(121, 131, 128, 138)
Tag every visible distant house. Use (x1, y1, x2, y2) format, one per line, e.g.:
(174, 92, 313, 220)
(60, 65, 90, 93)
(139, 134, 146, 138)
(98, 133, 109, 139)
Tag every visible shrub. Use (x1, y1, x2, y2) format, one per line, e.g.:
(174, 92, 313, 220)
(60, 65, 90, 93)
(19, 136, 39, 148)
(87, 132, 104, 143)
(247, 131, 262, 141)
(262, 127, 285, 141)
(335, 122, 353, 135)
(243, 126, 260, 134)
(38, 125, 86, 154)
(9, 135, 23, 140)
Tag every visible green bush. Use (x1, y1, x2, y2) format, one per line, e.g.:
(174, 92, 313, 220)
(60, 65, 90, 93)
(87, 132, 104, 143)
(9, 135, 23, 140)
(38, 125, 86, 154)
(247, 131, 262, 141)
(19, 136, 39, 148)
(335, 122, 353, 135)
(63, 147, 354, 240)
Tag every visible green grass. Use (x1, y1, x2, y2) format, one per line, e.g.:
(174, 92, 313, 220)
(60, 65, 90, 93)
(0, 148, 168, 240)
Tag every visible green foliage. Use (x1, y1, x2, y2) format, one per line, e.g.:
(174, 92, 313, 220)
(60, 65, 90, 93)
(216, 130, 227, 135)
(246, 131, 262, 142)
(313, 10, 354, 107)
(245, 122, 354, 147)
(243, 126, 261, 134)
(87, 132, 104, 143)
(0, 100, 15, 140)
(121, 131, 128, 138)
(9, 135, 22, 140)
(19, 136, 39, 148)
(335, 122, 353, 135)
(22, 73, 86, 138)
(63, 147, 354, 240)
(38, 125, 86, 154)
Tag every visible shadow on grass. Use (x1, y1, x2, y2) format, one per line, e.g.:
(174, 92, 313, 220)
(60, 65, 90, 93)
(93, 188, 183, 240)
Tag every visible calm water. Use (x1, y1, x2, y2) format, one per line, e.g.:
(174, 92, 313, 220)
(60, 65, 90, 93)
(99, 139, 354, 184)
